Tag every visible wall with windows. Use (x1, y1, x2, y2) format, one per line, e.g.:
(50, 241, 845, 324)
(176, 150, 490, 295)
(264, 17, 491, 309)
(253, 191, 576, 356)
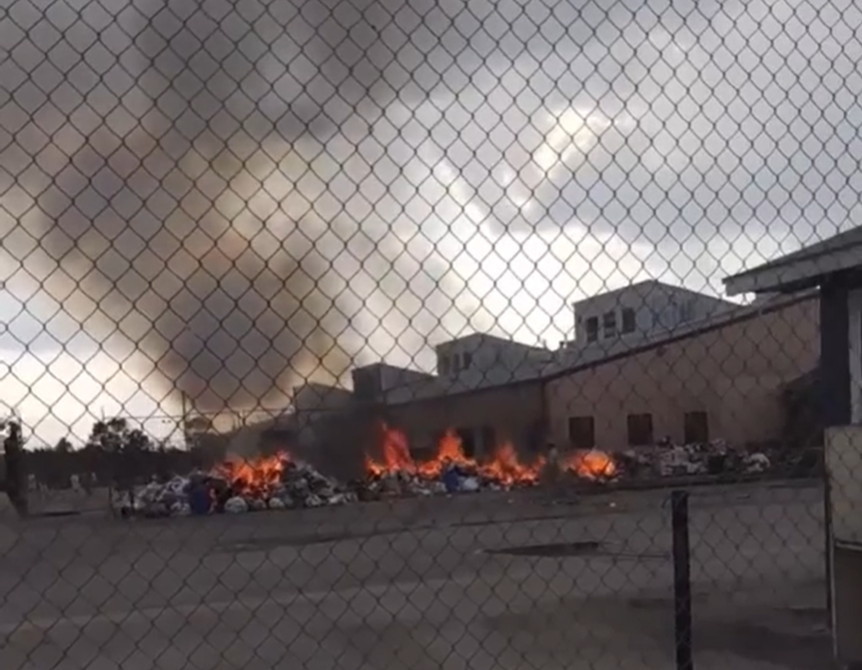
(545, 295, 819, 450)
(571, 280, 736, 349)
(435, 333, 550, 379)
(382, 379, 546, 460)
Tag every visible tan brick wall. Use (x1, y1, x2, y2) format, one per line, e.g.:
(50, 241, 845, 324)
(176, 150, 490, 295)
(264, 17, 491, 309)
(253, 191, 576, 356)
(544, 297, 820, 450)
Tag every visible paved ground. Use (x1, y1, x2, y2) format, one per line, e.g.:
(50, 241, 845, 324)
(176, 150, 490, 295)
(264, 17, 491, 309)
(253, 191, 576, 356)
(0, 481, 831, 669)
(0, 490, 107, 519)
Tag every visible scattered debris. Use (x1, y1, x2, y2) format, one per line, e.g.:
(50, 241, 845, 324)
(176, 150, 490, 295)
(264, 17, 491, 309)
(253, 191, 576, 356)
(611, 440, 778, 481)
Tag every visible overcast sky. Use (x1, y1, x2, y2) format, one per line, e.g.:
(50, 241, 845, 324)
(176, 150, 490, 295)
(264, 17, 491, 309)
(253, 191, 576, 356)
(1, 0, 859, 443)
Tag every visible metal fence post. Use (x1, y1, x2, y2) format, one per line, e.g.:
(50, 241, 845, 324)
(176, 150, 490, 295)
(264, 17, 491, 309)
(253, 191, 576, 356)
(672, 489, 694, 670)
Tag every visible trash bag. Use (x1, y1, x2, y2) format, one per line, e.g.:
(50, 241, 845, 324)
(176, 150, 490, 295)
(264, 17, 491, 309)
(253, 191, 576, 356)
(224, 496, 248, 514)
(459, 477, 480, 492)
(442, 467, 462, 494)
(188, 483, 212, 515)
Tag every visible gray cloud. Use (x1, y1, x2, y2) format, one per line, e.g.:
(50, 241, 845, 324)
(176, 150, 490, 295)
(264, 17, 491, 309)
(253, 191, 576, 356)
(1, 0, 474, 413)
(2, 0, 862, 420)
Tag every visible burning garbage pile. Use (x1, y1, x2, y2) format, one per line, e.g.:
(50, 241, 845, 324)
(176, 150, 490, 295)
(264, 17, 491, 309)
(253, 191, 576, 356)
(113, 452, 355, 518)
(110, 425, 620, 517)
(111, 427, 780, 518)
(356, 425, 617, 499)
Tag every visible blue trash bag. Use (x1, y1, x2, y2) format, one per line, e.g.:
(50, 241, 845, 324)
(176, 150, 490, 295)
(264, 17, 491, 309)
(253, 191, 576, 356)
(187, 483, 212, 515)
(442, 467, 462, 494)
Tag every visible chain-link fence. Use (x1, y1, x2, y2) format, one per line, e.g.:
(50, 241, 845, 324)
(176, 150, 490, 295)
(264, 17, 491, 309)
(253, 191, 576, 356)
(0, 0, 847, 667)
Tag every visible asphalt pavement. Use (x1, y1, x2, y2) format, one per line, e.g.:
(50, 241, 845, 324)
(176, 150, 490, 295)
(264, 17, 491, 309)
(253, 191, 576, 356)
(0, 480, 830, 670)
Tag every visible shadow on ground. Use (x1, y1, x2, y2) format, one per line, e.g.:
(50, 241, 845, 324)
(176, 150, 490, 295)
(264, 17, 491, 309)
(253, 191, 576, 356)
(697, 603, 833, 670)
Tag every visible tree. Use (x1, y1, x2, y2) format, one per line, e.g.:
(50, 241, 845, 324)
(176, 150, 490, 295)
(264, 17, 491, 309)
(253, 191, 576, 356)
(86, 418, 153, 492)
(54, 438, 73, 453)
(87, 418, 153, 453)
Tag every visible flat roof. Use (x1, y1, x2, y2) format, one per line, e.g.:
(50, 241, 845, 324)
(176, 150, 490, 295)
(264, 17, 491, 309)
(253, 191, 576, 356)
(574, 278, 735, 307)
(723, 226, 862, 296)
(383, 291, 816, 405)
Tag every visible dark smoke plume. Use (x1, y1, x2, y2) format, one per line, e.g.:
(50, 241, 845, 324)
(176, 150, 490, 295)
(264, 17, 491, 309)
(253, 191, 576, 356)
(13, 0, 467, 414)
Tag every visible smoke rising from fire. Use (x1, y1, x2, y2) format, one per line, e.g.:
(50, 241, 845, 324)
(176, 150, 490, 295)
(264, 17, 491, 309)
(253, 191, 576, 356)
(7, 0, 474, 414)
(7, 0, 841, 434)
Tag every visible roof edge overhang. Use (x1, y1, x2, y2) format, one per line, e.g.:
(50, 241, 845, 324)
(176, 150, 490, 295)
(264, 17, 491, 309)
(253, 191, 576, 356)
(724, 246, 862, 296)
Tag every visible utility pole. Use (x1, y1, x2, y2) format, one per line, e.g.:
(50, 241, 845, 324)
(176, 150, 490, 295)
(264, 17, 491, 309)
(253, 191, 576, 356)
(180, 393, 190, 449)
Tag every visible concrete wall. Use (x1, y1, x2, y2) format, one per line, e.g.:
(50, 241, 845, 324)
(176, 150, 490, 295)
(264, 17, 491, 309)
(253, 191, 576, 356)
(291, 293, 818, 475)
(351, 364, 435, 401)
(291, 366, 547, 478)
(292, 380, 547, 479)
(435, 333, 550, 378)
(294, 383, 353, 412)
(545, 296, 819, 450)
(298, 402, 383, 481)
(292, 382, 355, 439)
(382, 381, 546, 459)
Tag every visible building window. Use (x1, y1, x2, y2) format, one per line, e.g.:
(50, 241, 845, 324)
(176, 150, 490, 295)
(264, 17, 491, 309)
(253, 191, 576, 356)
(439, 357, 450, 375)
(684, 411, 709, 443)
(480, 425, 496, 456)
(527, 419, 545, 452)
(419, 431, 446, 460)
(603, 311, 617, 338)
(457, 427, 476, 458)
(585, 317, 599, 343)
(463, 352, 473, 369)
(453, 354, 461, 373)
(627, 413, 654, 446)
(411, 434, 436, 460)
(568, 416, 595, 450)
(621, 308, 636, 334)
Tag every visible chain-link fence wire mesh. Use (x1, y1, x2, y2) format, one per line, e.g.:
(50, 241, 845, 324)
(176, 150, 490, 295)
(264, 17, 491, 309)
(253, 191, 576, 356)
(0, 0, 842, 667)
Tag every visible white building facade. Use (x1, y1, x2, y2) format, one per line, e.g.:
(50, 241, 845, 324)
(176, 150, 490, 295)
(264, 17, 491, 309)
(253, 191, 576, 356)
(570, 280, 737, 350)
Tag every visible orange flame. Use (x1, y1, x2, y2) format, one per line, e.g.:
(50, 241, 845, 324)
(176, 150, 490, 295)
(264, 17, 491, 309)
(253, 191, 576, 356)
(365, 424, 416, 477)
(561, 449, 617, 480)
(212, 452, 289, 496)
(479, 441, 546, 487)
(366, 425, 549, 487)
(417, 430, 477, 478)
